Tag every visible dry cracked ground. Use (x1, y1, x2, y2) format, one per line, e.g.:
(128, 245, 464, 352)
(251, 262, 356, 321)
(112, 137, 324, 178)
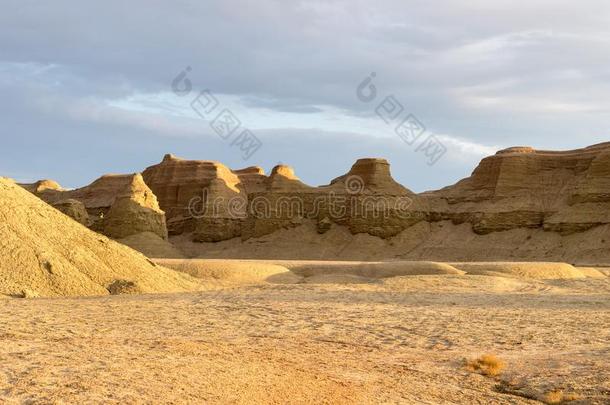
(1, 277, 609, 404)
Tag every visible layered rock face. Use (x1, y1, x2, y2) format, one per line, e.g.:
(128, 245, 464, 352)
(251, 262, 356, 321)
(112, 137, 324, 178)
(102, 175, 168, 240)
(424, 143, 610, 235)
(17, 143, 610, 260)
(232, 166, 267, 194)
(21, 174, 167, 240)
(318, 159, 424, 238)
(142, 155, 422, 242)
(142, 154, 244, 238)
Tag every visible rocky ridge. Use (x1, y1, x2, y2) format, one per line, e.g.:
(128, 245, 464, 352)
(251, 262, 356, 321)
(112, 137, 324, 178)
(16, 142, 610, 262)
(425, 142, 610, 235)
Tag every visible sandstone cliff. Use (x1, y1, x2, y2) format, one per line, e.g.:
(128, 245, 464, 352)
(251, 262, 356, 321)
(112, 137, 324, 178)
(16, 142, 610, 263)
(424, 142, 610, 235)
(142, 154, 242, 237)
(141, 155, 422, 242)
(148, 144, 610, 263)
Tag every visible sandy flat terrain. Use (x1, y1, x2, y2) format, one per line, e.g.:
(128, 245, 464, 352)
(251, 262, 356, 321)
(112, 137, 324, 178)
(1, 274, 608, 404)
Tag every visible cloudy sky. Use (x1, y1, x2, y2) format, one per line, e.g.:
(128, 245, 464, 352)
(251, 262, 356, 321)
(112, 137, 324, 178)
(2, 1, 610, 191)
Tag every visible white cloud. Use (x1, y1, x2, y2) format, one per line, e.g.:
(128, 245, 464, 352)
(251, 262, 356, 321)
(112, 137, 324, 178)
(2, 1, 610, 188)
(435, 134, 499, 158)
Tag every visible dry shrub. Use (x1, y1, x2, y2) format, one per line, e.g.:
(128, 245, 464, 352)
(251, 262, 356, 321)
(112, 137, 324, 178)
(542, 390, 580, 404)
(107, 279, 141, 295)
(465, 354, 505, 377)
(563, 393, 580, 402)
(543, 390, 564, 404)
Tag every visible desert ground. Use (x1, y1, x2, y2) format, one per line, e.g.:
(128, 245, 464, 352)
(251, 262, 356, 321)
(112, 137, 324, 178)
(1, 260, 609, 404)
(3, 148, 610, 404)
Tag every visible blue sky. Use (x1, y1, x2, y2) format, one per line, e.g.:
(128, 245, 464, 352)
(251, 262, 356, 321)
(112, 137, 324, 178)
(2, 1, 610, 191)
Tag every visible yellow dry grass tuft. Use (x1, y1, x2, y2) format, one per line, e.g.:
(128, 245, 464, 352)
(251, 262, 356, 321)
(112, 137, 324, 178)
(543, 390, 564, 404)
(542, 390, 580, 404)
(465, 354, 505, 377)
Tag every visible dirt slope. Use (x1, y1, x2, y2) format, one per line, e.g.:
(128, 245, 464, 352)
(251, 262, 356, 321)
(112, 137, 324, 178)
(0, 177, 199, 298)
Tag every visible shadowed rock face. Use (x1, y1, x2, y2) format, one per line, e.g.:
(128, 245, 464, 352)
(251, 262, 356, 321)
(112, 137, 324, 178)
(52, 199, 90, 226)
(232, 166, 267, 194)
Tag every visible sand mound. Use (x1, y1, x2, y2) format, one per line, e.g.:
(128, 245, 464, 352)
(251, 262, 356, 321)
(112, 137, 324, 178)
(119, 232, 185, 259)
(283, 260, 465, 278)
(304, 274, 376, 284)
(155, 259, 301, 284)
(0, 178, 200, 298)
(452, 262, 599, 279)
(575, 267, 608, 278)
(154, 259, 464, 285)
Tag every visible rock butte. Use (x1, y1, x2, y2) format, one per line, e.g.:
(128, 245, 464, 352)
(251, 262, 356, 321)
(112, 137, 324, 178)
(17, 142, 610, 262)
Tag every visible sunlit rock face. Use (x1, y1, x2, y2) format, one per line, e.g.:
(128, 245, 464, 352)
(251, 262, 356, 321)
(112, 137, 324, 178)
(139, 155, 422, 242)
(424, 142, 610, 235)
(20, 173, 167, 240)
(20, 142, 610, 246)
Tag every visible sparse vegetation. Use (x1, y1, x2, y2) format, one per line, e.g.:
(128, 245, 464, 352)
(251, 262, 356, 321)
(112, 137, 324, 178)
(543, 390, 564, 404)
(496, 380, 582, 404)
(542, 390, 580, 404)
(465, 354, 505, 377)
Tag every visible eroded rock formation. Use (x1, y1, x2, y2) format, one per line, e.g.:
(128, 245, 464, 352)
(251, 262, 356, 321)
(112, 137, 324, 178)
(21, 174, 167, 240)
(102, 175, 168, 240)
(16, 142, 610, 262)
(140, 155, 421, 242)
(52, 199, 90, 226)
(424, 143, 610, 235)
(141, 154, 242, 236)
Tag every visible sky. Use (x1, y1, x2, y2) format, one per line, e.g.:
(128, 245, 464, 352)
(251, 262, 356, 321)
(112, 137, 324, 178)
(1, 0, 610, 192)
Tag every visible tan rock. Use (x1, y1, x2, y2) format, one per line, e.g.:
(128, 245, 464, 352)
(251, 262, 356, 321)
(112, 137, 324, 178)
(20, 173, 167, 240)
(192, 177, 245, 243)
(0, 177, 199, 298)
(425, 142, 610, 235)
(52, 199, 90, 226)
(102, 174, 168, 240)
(232, 166, 267, 194)
(20, 179, 63, 193)
(142, 154, 242, 235)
